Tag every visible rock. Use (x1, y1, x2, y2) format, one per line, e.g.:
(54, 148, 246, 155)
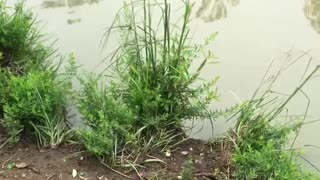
(165, 151, 171, 157)
(72, 169, 77, 178)
(180, 151, 189, 156)
(15, 162, 28, 169)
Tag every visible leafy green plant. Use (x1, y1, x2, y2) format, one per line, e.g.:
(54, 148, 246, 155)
(76, 74, 136, 164)
(181, 159, 193, 180)
(0, 1, 54, 73)
(6, 162, 15, 170)
(231, 62, 320, 179)
(0, 1, 73, 148)
(1, 69, 72, 147)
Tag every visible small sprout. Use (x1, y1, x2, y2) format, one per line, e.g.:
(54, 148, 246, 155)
(7, 163, 16, 170)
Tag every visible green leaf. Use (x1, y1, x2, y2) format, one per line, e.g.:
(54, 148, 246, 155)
(7, 162, 15, 170)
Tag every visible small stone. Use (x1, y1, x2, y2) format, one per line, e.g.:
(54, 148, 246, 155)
(181, 151, 188, 156)
(72, 169, 77, 178)
(177, 176, 182, 179)
(21, 173, 27, 177)
(200, 153, 205, 156)
(165, 151, 171, 157)
(16, 162, 28, 169)
(139, 172, 144, 177)
(189, 147, 193, 151)
(80, 156, 84, 160)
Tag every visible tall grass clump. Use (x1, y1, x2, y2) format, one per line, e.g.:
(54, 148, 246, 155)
(0, 1, 73, 148)
(105, 0, 219, 135)
(230, 60, 320, 179)
(77, 0, 219, 164)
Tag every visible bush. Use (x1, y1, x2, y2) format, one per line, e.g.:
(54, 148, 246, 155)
(1, 69, 71, 147)
(0, 1, 54, 73)
(233, 141, 311, 179)
(0, 1, 73, 147)
(76, 74, 136, 164)
(231, 64, 320, 179)
(232, 101, 311, 179)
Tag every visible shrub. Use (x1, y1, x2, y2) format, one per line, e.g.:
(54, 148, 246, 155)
(0, 1, 72, 148)
(0, 1, 54, 73)
(1, 69, 71, 147)
(232, 101, 311, 179)
(76, 74, 137, 164)
(231, 64, 320, 179)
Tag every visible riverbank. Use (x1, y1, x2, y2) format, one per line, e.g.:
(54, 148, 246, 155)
(0, 136, 231, 180)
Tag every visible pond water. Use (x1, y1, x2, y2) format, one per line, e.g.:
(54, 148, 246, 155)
(25, 0, 320, 170)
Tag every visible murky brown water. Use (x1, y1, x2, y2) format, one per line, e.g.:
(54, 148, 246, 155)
(25, 0, 320, 170)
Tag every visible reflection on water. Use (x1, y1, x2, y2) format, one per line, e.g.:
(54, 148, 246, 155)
(41, 0, 103, 25)
(304, 0, 320, 34)
(67, 18, 81, 24)
(196, 0, 240, 22)
(41, 0, 101, 8)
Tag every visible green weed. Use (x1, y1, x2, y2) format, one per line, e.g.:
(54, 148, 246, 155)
(181, 159, 193, 180)
(231, 61, 320, 179)
(0, 1, 55, 73)
(0, 1, 74, 148)
(2, 69, 72, 147)
(76, 74, 137, 164)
